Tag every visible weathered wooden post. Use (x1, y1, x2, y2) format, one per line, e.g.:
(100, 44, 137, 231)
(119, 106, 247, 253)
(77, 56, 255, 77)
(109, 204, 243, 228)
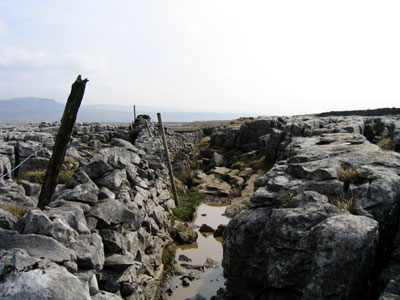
(144, 119, 153, 137)
(157, 112, 179, 206)
(133, 105, 136, 121)
(38, 75, 88, 209)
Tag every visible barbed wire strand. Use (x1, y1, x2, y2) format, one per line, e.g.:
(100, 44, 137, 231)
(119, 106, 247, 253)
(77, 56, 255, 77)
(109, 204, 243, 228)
(1, 147, 47, 179)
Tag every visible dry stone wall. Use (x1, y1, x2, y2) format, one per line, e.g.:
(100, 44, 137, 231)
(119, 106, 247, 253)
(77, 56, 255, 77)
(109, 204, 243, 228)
(0, 118, 202, 300)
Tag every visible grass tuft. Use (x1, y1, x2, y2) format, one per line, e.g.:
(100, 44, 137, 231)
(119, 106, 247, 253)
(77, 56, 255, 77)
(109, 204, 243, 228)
(377, 137, 395, 151)
(171, 188, 203, 222)
(328, 194, 356, 214)
(337, 165, 359, 183)
(0, 203, 29, 219)
(162, 244, 175, 266)
(16, 156, 79, 184)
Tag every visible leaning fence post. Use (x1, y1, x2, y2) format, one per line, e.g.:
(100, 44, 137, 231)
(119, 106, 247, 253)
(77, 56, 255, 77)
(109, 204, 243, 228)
(157, 112, 179, 206)
(144, 119, 153, 137)
(38, 75, 88, 209)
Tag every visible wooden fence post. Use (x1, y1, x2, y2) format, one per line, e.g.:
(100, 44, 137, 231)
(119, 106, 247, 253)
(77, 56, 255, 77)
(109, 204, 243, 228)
(38, 75, 88, 209)
(133, 105, 136, 121)
(144, 119, 153, 137)
(157, 113, 179, 206)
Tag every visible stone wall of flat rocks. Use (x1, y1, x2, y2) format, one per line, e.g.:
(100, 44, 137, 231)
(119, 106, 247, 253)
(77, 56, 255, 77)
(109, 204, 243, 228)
(0, 118, 202, 300)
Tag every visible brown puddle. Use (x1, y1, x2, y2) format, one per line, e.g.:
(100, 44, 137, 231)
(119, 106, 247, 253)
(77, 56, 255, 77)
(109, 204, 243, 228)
(167, 204, 230, 300)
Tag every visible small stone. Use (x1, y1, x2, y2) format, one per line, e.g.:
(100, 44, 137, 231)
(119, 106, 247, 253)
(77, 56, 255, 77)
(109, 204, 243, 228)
(178, 254, 192, 262)
(199, 224, 215, 233)
(213, 224, 227, 237)
(182, 277, 191, 287)
(204, 257, 218, 269)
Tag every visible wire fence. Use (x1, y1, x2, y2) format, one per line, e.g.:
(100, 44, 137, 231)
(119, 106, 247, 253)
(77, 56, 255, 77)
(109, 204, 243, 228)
(1, 147, 47, 180)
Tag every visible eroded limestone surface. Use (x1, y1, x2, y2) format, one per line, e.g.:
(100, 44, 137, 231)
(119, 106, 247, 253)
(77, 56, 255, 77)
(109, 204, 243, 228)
(220, 116, 400, 300)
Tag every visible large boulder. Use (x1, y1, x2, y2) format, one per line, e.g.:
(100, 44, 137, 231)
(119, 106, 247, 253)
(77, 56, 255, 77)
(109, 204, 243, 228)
(0, 208, 17, 229)
(0, 251, 91, 300)
(95, 169, 127, 191)
(171, 220, 198, 244)
(223, 192, 379, 300)
(16, 209, 78, 245)
(57, 182, 99, 204)
(0, 229, 74, 263)
(88, 198, 139, 229)
(223, 131, 400, 300)
(0, 155, 12, 181)
(70, 233, 105, 271)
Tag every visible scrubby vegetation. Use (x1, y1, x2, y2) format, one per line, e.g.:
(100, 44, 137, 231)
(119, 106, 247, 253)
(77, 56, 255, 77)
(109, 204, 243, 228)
(16, 156, 78, 184)
(171, 188, 203, 222)
(337, 164, 359, 183)
(329, 194, 356, 214)
(0, 203, 29, 219)
(161, 244, 175, 266)
(377, 137, 395, 151)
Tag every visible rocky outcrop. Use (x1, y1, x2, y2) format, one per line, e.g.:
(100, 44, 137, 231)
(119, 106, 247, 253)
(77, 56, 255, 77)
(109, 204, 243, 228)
(222, 116, 400, 300)
(0, 118, 202, 299)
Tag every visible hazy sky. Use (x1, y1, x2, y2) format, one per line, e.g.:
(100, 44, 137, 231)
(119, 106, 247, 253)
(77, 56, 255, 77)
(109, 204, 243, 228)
(0, 1, 399, 115)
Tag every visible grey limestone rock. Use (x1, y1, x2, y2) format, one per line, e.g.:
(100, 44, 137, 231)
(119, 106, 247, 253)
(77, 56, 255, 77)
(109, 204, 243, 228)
(96, 169, 127, 191)
(70, 233, 105, 271)
(171, 221, 198, 244)
(223, 125, 400, 299)
(104, 253, 137, 270)
(18, 156, 49, 173)
(100, 229, 127, 254)
(16, 209, 78, 245)
(0, 229, 74, 263)
(88, 198, 139, 228)
(15, 140, 50, 159)
(223, 192, 379, 300)
(56, 182, 99, 204)
(209, 152, 227, 167)
(93, 290, 124, 300)
(0, 154, 12, 180)
(18, 179, 41, 196)
(110, 138, 137, 151)
(0, 257, 91, 300)
(46, 204, 90, 234)
(0, 180, 37, 207)
(99, 187, 116, 199)
(65, 167, 93, 188)
(0, 208, 17, 229)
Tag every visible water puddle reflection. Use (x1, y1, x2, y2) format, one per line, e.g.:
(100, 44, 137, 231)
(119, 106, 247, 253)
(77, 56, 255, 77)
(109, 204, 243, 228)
(168, 204, 230, 300)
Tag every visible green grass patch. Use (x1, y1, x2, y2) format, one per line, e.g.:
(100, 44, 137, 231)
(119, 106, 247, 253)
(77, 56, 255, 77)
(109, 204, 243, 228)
(215, 173, 231, 184)
(171, 188, 203, 222)
(231, 161, 245, 171)
(162, 244, 175, 266)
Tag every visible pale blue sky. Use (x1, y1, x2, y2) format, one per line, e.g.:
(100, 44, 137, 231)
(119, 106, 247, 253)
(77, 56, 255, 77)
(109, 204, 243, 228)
(0, 0, 399, 115)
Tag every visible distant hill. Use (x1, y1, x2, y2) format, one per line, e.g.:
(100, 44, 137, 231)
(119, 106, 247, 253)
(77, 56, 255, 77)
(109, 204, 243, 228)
(0, 97, 255, 123)
(0, 97, 64, 123)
